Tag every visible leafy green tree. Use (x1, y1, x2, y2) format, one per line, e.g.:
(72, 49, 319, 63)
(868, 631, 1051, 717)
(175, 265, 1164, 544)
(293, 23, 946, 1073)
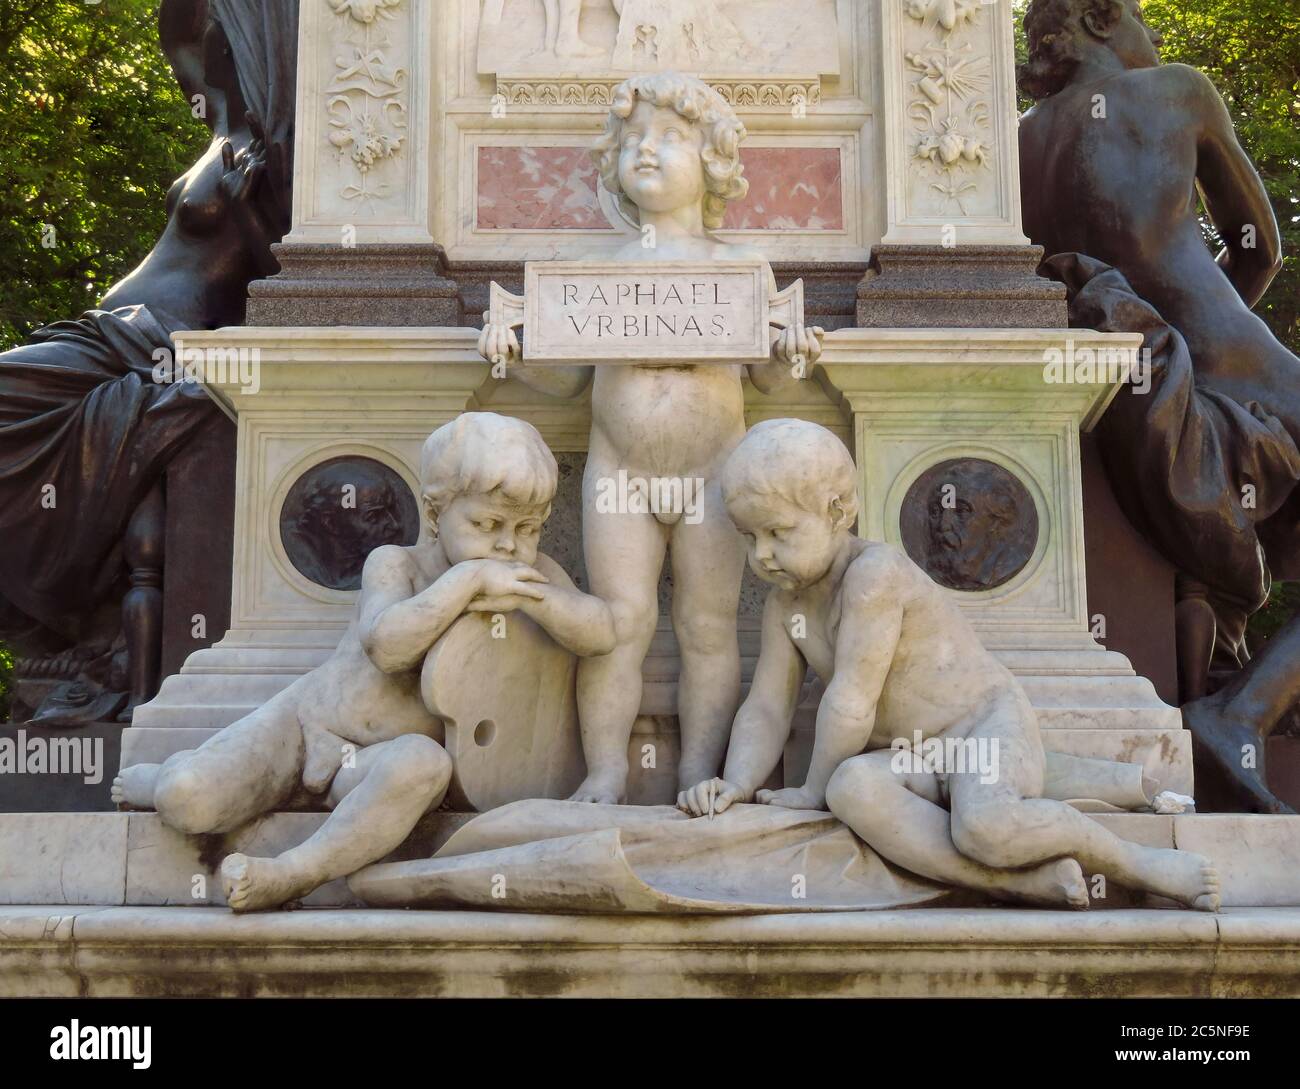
(0, 0, 209, 348)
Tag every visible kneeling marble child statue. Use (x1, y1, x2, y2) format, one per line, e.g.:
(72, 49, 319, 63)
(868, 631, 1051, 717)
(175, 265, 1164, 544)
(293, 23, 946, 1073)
(114, 413, 615, 911)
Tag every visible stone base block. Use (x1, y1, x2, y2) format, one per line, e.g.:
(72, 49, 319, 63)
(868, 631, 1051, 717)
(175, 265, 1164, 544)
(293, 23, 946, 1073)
(0, 812, 471, 909)
(856, 245, 1067, 328)
(3, 812, 1298, 910)
(0, 814, 127, 905)
(1, 904, 1296, 997)
(246, 243, 461, 326)
(1042, 729, 1192, 797)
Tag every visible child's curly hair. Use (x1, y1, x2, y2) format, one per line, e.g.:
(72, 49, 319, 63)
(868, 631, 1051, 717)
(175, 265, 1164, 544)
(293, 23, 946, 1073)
(591, 73, 748, 231)
(419, 412, 557, 526)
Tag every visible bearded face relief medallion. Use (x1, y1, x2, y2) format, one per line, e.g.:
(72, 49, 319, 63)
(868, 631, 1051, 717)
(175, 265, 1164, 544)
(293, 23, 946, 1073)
(900, 458, 1039, 593)
(280, 457, 420, 591)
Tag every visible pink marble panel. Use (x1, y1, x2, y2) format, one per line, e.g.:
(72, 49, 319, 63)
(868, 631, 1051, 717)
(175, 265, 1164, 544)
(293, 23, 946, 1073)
(724, 147, 845, 231)
(477, 147, 613, 231)
(476, 146, 845, 232)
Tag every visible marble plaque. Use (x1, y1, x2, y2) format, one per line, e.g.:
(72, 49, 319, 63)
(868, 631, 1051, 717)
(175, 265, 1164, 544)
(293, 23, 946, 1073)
(522, 261, 770, 363)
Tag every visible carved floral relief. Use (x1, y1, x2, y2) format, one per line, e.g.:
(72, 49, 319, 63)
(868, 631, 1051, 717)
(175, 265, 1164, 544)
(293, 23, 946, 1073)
(324, 0, 409, 205)
(902, 0, 993, 215)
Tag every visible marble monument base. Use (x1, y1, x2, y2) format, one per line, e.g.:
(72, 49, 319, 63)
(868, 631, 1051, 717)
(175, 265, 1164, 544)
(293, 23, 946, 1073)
(121, 324, 1191, 795)
(1, 811, 1299, 996)
(3, 811, 1298, 911)
(1, 903, 1297, 998)
(246, 244, 462, 328)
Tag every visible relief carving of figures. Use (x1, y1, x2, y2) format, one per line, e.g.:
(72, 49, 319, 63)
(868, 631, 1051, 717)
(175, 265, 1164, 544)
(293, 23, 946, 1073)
(610, 0, 751, 70)
(478, 0, 839, 100)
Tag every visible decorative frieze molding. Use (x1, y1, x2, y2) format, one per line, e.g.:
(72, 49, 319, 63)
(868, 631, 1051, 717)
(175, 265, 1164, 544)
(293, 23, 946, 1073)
(495, 77, 822, 109)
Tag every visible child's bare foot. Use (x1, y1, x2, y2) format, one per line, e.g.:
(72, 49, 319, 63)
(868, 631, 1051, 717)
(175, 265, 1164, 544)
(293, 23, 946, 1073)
(111, 763, 162, 810)
(993, 857, 1091, 910)
(220, 853, 318, 913)
(569, 771, 625, 805)
(1130, 847, 1221, 911)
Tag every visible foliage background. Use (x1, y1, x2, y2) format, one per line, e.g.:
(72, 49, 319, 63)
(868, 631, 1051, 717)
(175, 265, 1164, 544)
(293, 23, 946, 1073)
(1142, 0, 1300, 357)
(0, 643, 11, 722)
(0, 0, 209, 349)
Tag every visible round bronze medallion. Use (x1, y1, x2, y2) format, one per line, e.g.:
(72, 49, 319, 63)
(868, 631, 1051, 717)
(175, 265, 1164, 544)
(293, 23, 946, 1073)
(899, 458, 1039, 592)
(279, 457, 420, 591)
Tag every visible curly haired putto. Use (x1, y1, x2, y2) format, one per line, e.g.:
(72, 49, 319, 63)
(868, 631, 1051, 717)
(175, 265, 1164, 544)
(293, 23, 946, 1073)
(590, 72, 749, 231)
(419, 412, 558, 523)
(1018, 0, 1125, 100)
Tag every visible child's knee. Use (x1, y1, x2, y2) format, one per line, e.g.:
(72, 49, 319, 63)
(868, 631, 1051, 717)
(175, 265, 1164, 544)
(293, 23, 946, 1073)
(386, 735, 452, 794)
(672, 609, 737, 657)
(951, 801, 1022, 869)
(154, 761, 226, 834)
(825, 756, 889, 819)
(610, 595, 658, 645)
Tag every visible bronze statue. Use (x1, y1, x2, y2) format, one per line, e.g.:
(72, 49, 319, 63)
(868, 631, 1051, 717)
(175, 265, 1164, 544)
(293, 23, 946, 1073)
(100, 0, 295, 328)
(0, 0, 298, 725)
(1019, 0, 1300, 813)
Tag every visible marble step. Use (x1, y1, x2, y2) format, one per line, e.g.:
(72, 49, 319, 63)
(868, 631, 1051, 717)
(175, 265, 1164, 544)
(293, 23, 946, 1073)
(131, 621, 1176, 737)
(2, 811, 1297, 910)
(3, 904, 1297, 997)
(0, 811, 472, 910)
(128, 685, 1181, 738)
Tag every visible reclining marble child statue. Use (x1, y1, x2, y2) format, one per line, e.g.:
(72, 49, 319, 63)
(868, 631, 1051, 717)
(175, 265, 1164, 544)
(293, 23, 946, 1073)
(479, 72, 825, 806)
(112, 413, 615, 911)
(675, 419, 1221, 911)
